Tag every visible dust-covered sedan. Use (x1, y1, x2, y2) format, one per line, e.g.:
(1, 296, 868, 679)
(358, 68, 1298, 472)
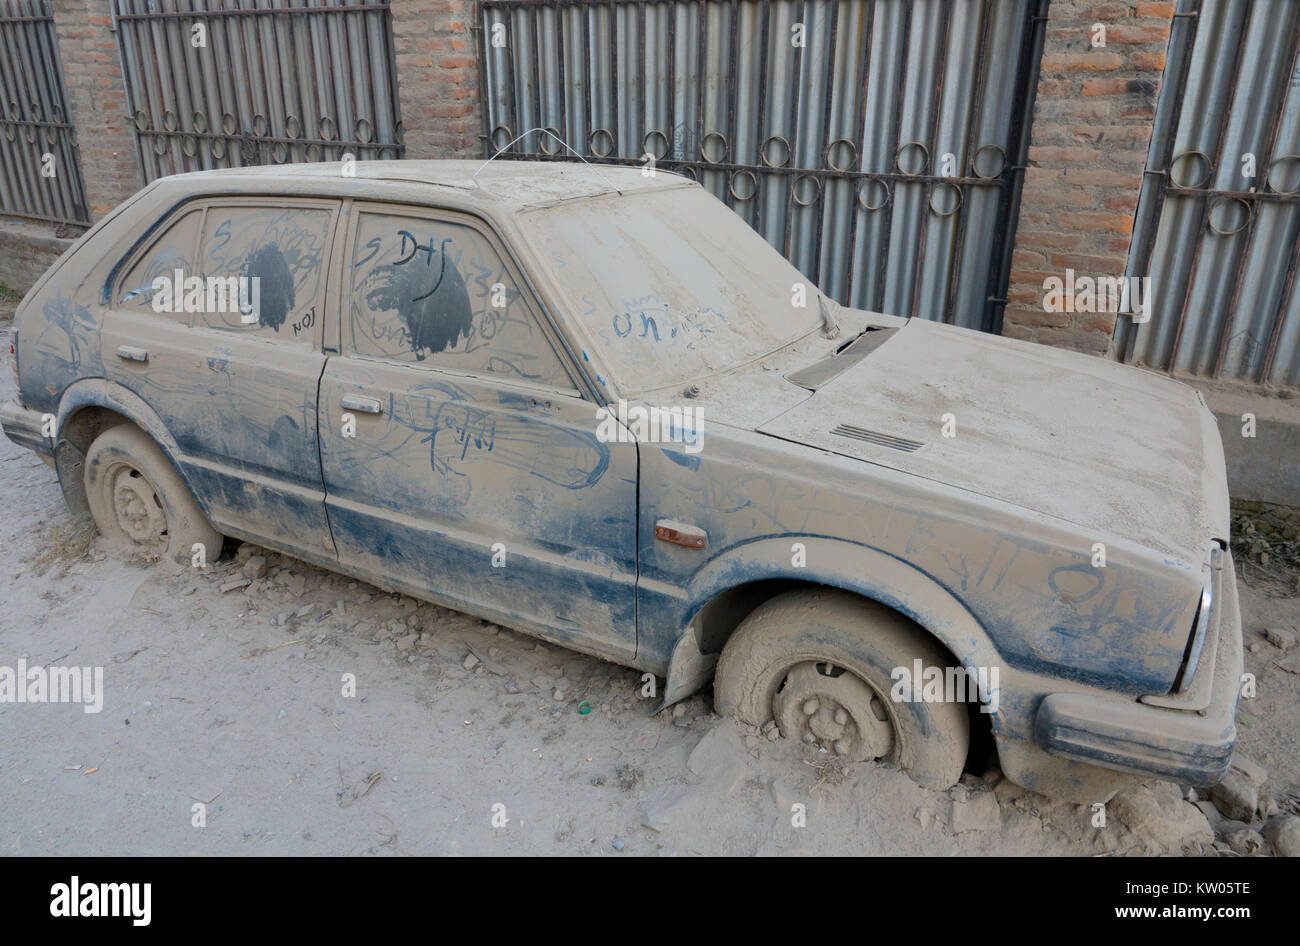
(3, 161, 1242, 799)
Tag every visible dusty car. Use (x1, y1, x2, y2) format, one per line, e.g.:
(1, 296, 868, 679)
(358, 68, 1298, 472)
(3, 160, 1242, 799)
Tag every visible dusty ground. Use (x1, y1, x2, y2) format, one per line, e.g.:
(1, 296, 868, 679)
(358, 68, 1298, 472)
(2, 323, 1298, 856)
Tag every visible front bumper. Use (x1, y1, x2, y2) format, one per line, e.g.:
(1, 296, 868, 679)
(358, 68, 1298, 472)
(1, 401, 52, 458)
(1034, 549, 1243, 786)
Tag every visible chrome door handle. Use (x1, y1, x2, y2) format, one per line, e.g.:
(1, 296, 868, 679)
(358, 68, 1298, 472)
(116, 345, 148, 363)
(341, 393, 383, 415)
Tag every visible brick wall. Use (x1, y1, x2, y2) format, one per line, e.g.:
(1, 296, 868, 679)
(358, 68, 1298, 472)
(1002, 1, 1177, 356)
(50, 0, 140, 217)
(389, 0, 481, 159)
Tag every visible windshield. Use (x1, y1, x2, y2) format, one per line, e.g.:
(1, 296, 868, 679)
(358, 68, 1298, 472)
(517, 184, 823, 394)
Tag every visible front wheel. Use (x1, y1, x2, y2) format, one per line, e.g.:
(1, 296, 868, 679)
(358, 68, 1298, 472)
(82, 424, 223, 566)
(714, 589, 971, 790)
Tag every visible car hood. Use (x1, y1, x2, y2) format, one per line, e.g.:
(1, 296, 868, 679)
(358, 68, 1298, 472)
(750, 317, 1229, 564)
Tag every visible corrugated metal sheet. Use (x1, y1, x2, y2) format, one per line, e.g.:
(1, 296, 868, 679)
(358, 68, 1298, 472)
(1118, 0, 1300, 387)
(478, 0, 1047, 332)
(112, 0, 404, 183)
(0, 0, 90, 226)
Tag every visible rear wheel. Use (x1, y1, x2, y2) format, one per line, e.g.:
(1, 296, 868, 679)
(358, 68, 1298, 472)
(714, 589, 970, 789)
(83, 424, 222, 566)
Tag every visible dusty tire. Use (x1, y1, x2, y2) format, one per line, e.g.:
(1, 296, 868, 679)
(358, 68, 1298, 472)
(714, 589, 970, 790)
(83, 424, 222, 566)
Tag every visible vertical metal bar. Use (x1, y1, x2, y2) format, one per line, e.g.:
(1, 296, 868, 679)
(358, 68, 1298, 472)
(1122, 1, 1203, 359)
(986, 0, 1049, 335)
(942, 0, 993, 325)
(1258, 223, 1300, 382)
(585, 2, 595, 153)
(556, 2, 568, 145)
(1165, 0, 1255, 375)
(720, 0, 737, 209)
(908, 0, 952, 319)
(781, 0, 806, 258)
(1212, 15, 1300, 377)
(873, 0, 914, 312)
(609, 0, 619, 155)
(844, 0, 876, 308)
(810, 0, 839, 284)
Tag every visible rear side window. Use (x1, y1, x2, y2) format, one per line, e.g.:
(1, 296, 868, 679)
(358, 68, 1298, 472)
(196, 205, 335, 342)
(346, 210, 572, 389)
(118, 209, 203, 318)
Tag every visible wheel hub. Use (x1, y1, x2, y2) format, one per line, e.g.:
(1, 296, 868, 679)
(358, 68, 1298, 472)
(773, 662, 894, 762)
(110, 466, 167, 547)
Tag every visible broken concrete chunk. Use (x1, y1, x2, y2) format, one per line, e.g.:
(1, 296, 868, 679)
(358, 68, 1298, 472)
(1262, 814, 1300, 857)
(1225, 827, 1265, 856)
(1264, 627, 1296, 651)
(242, 555, 267, 580)
(1111, 783, 1214, 851)
(285, 573, 306, 597)
(219, 578, 249, 593)
(1209, 771, 1259, 823)
(462, 653, 480, 670)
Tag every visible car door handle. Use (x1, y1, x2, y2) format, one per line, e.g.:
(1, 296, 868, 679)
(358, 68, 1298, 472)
(341, 394, 383, 415)
(116, 345, 148, 363)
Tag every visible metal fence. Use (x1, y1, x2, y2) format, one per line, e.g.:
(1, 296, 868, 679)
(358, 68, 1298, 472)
(0, 0, 90, 227)
(112, 0, 404, 183)
(477, 0, 1047, 332)
(1116, 0, 1300, 387)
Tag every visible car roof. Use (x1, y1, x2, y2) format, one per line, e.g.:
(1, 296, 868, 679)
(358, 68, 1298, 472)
(158, 159, 690, 211)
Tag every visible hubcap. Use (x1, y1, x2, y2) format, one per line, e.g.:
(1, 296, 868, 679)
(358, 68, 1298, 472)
(773, 661, 894, 762)
(109, 465, 168, 548)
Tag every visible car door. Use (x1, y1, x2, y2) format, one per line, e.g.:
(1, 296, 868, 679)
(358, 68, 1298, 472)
(317, 202, 638, 663)
(102, 198, 341, 562)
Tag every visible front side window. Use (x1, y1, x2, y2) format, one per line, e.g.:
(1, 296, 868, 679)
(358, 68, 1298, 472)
(118, 209, 204, 319)
(195, 204, 335, 342)
(347, 210, 572, 390)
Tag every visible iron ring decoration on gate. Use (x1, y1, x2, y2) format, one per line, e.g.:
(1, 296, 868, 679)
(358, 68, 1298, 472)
(356, 118, 373, 144)
(729, 169, 758, 202)
(491, 124, 513, 151)
(643, 129, 669, 161)
(539, 126, 564, 155)
(1207, 196, 1252, 236)
(701, 131, 728, 164)
(928, 182, 964, 217)
(305, 143, 322, 162)
(761, 134, 791, 168)
(272, 140, 290, 163)
(589, 127, 615, 158)
(896, 141, 930, 176)
(1266, 154, 1300, 196)
(824, 138, 858, 173)
(856, 177, 890, 212)
(971, 143, 1007, 180)
(1169, 150, 1212, 190)
(181, 135, 199, 158)
(252, 113, 270, 137)
(792, 174, 822, 207)
(210, 136, 227, 160)
(161, 109, 179, 133)
(192, 111, 208, 134)
(222, 113, 240, 136)
(285, 115, 302, 139)
(153, 133, 169, 156)
(319, 115, 339, 142)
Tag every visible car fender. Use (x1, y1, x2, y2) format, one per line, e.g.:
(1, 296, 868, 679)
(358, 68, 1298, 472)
(662, 536, 1005, 719)
(54, 378, 205, 519)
